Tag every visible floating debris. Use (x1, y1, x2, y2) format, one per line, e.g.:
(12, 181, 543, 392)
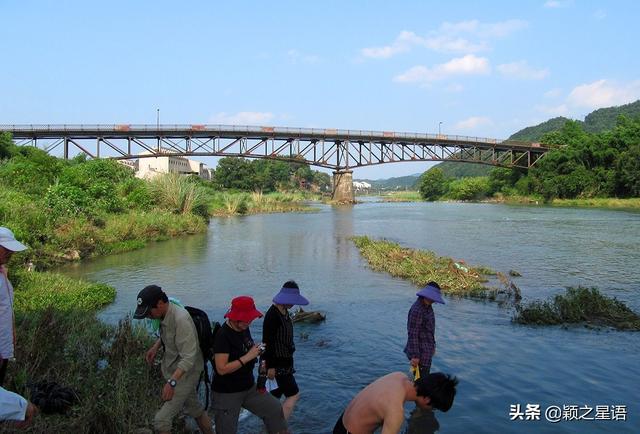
(292, 307, 326, 323)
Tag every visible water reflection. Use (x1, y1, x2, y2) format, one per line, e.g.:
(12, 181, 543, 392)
(406, 407, 440, 434)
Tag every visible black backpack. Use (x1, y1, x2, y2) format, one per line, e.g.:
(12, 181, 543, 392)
(185, 306, 221, 409)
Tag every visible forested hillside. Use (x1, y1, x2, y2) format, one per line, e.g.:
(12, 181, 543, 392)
(431, 100, 640, 179)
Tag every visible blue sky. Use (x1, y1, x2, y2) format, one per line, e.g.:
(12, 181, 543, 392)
(1, 0, 639, 179)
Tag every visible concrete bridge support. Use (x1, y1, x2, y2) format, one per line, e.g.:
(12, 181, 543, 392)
(332, 170, 354, 203)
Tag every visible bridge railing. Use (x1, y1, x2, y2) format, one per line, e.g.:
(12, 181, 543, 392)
(1, 124, 537, 147)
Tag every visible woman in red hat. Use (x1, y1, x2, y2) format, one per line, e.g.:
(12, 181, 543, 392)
(212, 296, 288, 434)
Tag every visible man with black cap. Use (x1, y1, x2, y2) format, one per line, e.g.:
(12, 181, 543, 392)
(134, 285, 213, 434)
(404, 281, 445, 377)
(0, 227, 28, 386)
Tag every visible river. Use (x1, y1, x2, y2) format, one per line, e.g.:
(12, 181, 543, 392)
(61, 201, 640, 433)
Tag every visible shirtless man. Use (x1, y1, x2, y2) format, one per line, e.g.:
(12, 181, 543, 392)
(333, 372, 457, 434)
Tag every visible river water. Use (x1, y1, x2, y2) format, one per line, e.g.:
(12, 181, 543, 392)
(61, 201, 640, 433)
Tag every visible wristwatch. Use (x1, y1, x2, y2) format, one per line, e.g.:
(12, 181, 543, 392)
(167, 379, 177, 388)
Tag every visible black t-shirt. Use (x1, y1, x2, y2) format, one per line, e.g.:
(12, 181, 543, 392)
(212, 322, 256, 393)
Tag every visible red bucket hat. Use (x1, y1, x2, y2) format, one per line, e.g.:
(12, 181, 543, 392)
(224, 296, 263, 323)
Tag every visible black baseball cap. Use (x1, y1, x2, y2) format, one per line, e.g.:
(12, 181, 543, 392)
(133, 285, 165, 319)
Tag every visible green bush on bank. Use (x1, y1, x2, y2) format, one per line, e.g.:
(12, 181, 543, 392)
(513, 287, 640, 331)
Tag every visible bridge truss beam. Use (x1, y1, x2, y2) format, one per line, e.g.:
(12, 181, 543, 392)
(4, 125, 548, 170)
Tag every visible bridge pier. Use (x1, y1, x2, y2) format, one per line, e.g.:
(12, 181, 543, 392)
(332, 170, 354, 203)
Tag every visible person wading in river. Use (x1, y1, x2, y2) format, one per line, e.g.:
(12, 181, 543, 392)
(262, 280, 309, 421)
(333, 372, 457, 434)
(134, 285, 214, 434)
(404, 282, 445, 378)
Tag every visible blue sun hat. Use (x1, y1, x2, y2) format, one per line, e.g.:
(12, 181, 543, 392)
(273, 281, 309, 306)
(416, 282, 445, 304)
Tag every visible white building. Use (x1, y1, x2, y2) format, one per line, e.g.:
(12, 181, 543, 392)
(353, 181, 372, 192)
(135, 150, 211, 180)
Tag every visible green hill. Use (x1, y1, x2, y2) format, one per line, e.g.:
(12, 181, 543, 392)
(431, 99, 640, 178)
(583, 100, 640, 132)
(508, 116, 570, 141)
(356, 173, 421, 190)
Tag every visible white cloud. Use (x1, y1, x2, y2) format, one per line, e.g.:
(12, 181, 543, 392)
(360, 31, 417, 59)
(593, 9, 607, 20)
(445, 83, 464, 93)
(455, 116, 493, 130)
(360, 19, 527, 59)
(287, 49, 320, 64)
(423, 36, 487, 53)
(544, 88, 562, 98)
(394, 55, 490, 85)
(439, 19, 528, 38)
(209, 111, 275, 125)
(497, 61, 549, 80)
(535, 104, 570, 116)
(544, 0, 572, 8)
(567, 79, 640, 109)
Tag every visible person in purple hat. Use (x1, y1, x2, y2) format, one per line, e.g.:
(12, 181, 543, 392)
(212, 295, 288, 434)
(404, 281, 445, 377)
(261, 280, 309, 421)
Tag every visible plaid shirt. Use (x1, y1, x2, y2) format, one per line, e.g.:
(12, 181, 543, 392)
(403, 299, 436, 367)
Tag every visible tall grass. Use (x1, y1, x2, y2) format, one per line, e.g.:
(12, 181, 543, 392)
(149, 173, 207, 216)
(550, 197, 640, 209)
(208, 191, 317, 216)
(380, 191, 423, 202)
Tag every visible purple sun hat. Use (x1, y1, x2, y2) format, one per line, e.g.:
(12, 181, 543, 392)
(416, 281, 445, 304)
(273, 280, 309, 306)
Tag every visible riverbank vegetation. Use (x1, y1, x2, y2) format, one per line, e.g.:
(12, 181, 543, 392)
(352, 237, 640, 330)
(514, 287, 640, 331)
(351, 236, 518, 300)
(204, 157, 330, 215)
(418, 116, 640, 206)
(4, 272, 163, 433)
(378, 191, 423, 202)
(0, 133, 209, 269)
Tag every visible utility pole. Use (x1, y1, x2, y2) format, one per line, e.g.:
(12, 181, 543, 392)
(438, 121, 442, 136)
(156, 108, 160, 151)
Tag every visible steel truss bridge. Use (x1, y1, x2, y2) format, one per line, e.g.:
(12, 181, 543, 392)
(4, 124, 548, 170)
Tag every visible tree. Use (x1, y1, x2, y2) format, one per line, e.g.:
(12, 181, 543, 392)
(212, 157, 256, 190)
(418, 168, 447, 201)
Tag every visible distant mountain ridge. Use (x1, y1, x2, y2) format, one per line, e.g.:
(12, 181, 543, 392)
(355, 173, 421, 190)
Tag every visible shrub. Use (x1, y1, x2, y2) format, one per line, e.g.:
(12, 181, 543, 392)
(447, 177, 491, 200)
(513, 287, 640, 330)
